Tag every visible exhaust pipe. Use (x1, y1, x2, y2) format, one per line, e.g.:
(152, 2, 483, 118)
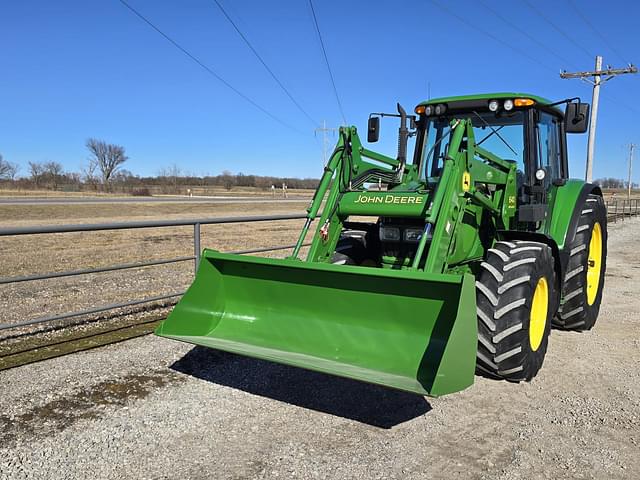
(397, 103, 408, 182)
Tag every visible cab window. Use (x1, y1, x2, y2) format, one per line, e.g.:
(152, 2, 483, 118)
(535, 111, 563, 183)
(420, 111, 526, 181)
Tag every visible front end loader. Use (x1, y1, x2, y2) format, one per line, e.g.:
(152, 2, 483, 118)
(156, 93, 607, 396)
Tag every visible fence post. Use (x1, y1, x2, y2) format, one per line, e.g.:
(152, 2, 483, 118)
(194, 223, 201, 276)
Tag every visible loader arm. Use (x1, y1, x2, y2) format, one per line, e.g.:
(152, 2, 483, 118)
(295, 119, 517, 275)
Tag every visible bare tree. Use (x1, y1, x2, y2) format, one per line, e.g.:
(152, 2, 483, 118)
(28, 161, 45, 187)
(158, 164, 182, 193)
(86, 138, 128, 189)
(43, 161, 64, 190)
(167, 164, 181, 193)
(0, 154, 19, 180)
(43, 161, 63, 176)
(81, 159, 100, 190)
(220, 170, 235, 191)
(8, 163, 19, 180)
(67, 172, 81, 185)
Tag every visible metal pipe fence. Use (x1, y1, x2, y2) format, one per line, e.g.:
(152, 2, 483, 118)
(0, 213, 310, 332)
(1, 200, 634, 333)
(606, 199, 640, 222)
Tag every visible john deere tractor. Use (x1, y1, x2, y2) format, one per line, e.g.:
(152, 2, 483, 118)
(156, 93, 607, 396)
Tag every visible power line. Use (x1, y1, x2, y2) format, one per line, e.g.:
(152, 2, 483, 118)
(476, 0, 577, 70)
(429, 1, 640, 183)
(308, 0, 347, 125)
(211, 0, 319, 128)
(594, 89, 640, 115)
(430, 0, 637, 116)
(560, 56, 638, 182)
(566, 0, 629, 65)
(429, 0, 555, 74)
(522, 0, 594, 60)
(118, 0, 302, 134)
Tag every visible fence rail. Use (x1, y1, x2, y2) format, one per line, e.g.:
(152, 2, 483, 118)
(0, 213, 310, 332)
(606, 199, 640, 222)
(1, 200, 637, 333)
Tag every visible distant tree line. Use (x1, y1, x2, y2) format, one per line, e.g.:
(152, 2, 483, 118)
(593, 177, 638, 189)
(0, 139, 319, 194)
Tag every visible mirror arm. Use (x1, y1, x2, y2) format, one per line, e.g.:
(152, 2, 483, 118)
(547, 96, 582, 108)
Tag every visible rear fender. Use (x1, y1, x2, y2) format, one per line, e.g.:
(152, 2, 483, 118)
(546, 181, 602, 279)
(547, 180, 602, 250)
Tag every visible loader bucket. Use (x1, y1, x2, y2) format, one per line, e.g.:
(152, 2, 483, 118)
(156, 250, 477, 396)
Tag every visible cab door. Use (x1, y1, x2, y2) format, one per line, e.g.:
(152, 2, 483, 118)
(535, 110, 564, 187)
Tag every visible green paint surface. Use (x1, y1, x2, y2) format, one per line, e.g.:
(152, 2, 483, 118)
(156, 251, 476, 396)
(545, 179, 589, 249)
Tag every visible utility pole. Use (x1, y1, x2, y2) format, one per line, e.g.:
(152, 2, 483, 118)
(315, 120, 337, 167)
(628, 143, 637, 200)
(560, 56, 637, 183)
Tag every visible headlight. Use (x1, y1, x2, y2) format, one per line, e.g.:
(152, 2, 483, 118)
(403, 228, 423, 242)
(379, 226, 400, 241)
(488, 100, 499, 112)
(535, 168, 546, 181)
(434, 103, 447, 115)
(503, 99, 514, 111)
(424, 105, 434, 116)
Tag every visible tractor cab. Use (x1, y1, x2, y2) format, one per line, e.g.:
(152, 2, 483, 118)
(366, 93, 589, 230)
(411, 93, 590, 225)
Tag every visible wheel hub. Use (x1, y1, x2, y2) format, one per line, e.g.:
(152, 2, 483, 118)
(586, 222, 603, 306)
(529, 277, 549, 351)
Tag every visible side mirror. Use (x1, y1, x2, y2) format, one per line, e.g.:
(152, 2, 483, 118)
(367, 116, 380, 143)
(565, 102, 590, 133)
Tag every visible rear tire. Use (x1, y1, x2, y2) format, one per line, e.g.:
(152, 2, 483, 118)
(476, 241, 557, 381)
(553, 194, 607, 331)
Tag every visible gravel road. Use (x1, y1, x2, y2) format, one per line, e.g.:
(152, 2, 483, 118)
(1, 219, 639, 480)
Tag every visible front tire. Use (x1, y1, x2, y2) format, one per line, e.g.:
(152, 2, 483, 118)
(554, 194, 607, 331)
(476, 241, 557, 381)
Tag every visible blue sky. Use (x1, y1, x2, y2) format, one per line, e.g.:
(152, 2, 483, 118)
(1, 0, 638, 180)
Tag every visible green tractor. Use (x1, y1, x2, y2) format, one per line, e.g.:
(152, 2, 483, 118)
(156, 92, 607, 396)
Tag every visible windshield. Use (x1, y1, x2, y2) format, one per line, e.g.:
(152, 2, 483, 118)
(420, 110, 526, 180)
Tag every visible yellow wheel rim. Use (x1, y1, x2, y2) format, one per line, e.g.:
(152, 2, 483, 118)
(529, 277, 549, 351)
(586, 222, 603, 306)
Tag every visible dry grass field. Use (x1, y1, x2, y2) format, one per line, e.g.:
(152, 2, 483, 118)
(0, 199, 311, 341)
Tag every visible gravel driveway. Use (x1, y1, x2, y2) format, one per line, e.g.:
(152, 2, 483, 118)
(1, 219, 639, 480)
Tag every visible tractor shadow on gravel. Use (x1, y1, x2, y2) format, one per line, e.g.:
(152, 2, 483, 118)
(170, 346, 432, 428)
